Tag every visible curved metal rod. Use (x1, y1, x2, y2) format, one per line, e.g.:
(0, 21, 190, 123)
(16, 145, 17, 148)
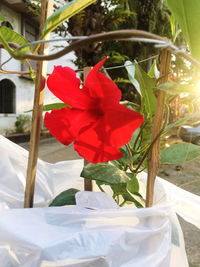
(1, 30, 167, 61)
(1, 29, 200, 69)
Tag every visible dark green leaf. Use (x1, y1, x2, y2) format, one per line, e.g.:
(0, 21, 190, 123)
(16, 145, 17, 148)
(135, 63, 157, 118)
(81, 162, 130, 184)
(49, 188, 79, 206)
(111, 183, 143, 208)
(161, 143, 200, 164)
(129, 128, 140, 147)
(118, 147, 130, 165)
(43, 0, 96, 38)
(126, 174, 139, 193)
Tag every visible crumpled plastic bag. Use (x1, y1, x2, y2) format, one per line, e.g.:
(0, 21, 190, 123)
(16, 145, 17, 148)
(0, 135, 199, 266)
(0, 135, 84, 209)
(0, 202, 171, 267)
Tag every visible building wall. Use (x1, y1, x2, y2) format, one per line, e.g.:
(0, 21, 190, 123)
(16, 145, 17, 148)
(0, 4, 76, 134)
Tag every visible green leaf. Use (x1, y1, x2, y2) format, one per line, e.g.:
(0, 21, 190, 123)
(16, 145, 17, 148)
(170, 14, 182, 42)
(158, 82, 199, 95)
(167, 0, 200, 61)
(49, 188, 79, 206)
(127, 174, 139, 193)
(118, 147, 130, 165)
(148, 59, 159, 79)
(135, 63, 157, 118)
(0, 26, 30, 52)
(43, 103, 71, 111)
(161, 143, 200, 164)
(129, 128, 140, 147)
(0, 14, 5, 22)
(111, 183, 143, 208)
(125, 60, 141, 95)
(43, 0, 96, 38)
(25, 102, 70, 113)
(81, 163, 130, 184)
(170, 13, 176, 40)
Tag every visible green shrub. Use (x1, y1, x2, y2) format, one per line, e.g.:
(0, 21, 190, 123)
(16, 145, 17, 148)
(15, 114, 31, 133)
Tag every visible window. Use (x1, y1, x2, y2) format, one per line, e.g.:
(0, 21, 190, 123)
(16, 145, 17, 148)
(21, 17, 39, 75)
(1, 21, 13, 29)
(0, 79, 16, 114)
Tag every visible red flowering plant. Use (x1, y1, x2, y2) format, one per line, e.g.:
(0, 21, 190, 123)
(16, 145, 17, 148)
(45, 57, 150, 208)
(44, 58, 143, 163)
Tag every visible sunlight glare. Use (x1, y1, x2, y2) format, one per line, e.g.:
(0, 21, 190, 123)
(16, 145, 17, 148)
(197, 81, 200, 94)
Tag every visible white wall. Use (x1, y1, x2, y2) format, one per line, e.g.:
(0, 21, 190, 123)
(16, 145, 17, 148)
(0, 5, 77, 134)
(45, 34, 77, 106)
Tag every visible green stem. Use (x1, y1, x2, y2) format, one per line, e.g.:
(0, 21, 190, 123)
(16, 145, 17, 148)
(133, 121, 147, 150)
(97, 184, 105, 192)
(125, 143, 135, 173)
(119, 200, 126, 207)
(25, 59, 35, 81)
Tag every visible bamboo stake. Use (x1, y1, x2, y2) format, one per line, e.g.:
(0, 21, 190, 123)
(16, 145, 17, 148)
(83, 66, 93, 191)
(24, 0, 53, 208)
(146, 49, 171, 207)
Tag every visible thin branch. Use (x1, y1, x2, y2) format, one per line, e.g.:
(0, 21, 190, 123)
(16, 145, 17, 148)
(0, 68, 30, 75)
(125, 144, 134, 172)
(133, 122, 148, 151)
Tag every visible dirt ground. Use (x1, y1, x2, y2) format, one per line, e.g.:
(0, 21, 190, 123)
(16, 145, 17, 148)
(159, 136, 200, 267)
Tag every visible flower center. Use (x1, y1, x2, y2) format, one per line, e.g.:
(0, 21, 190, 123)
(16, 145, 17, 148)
(92, 98, 104, 117)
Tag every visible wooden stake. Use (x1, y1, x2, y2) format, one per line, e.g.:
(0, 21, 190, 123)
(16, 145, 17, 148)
(146, 49, 171, 207)
(83, 66, 93, 191)
(24, 0, 53, 208)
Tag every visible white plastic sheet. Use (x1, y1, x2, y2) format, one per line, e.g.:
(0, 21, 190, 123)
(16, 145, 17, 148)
(0, 135, 200, 266)
(0, 135, 84, 209)
(0, 203, 171, 267)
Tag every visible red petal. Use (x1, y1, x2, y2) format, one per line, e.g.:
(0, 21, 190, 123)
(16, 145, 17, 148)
(74, 123, 123, 163)
(44, 107, 96, 146)
(47, 66, 92, 109)
(85, 58, 121, 103)
(95, 105, 144, 148)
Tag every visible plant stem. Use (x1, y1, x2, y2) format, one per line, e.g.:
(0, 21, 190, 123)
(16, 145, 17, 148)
(133, 121, 148, 151)
(119, 200, 126, 207)
(146, 49, 171, 207)
(125, 144, 134, 172)
(97, 184, 105, 192)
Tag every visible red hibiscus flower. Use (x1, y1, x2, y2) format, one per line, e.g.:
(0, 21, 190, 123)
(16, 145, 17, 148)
(44, 58, 144, 163)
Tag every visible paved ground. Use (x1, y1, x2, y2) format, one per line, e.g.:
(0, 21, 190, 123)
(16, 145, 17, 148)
(19, 137, 200, 267)
(20, 137, 82, 163)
